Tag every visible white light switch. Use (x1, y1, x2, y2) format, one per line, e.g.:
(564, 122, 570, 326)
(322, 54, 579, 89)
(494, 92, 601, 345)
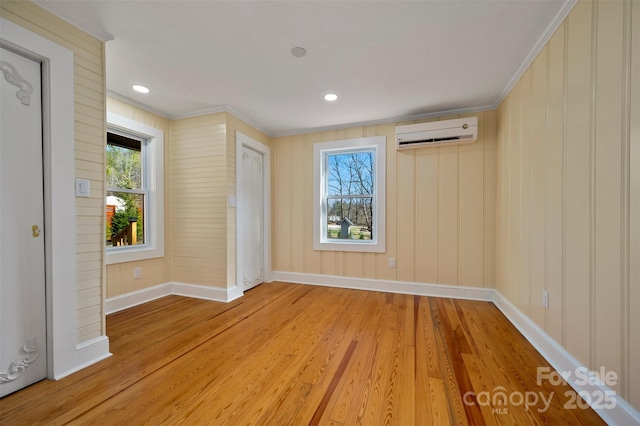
(228, 196, 237, 207)
(75, 178, 90, 197)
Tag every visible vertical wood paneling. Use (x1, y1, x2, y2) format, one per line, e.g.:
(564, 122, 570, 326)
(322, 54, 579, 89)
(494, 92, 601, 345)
(593, 0, 623, 394)
(496, 0, 638, 410)
(438, 146, 459, 285)
(397, 150, 415, 282)
(508, 82, 522, 306)
(529, 49, 548, 328)
(519, 70, 532, 313)
(629, 0, 640, 409)
(496, 100, 508, 298)
(272, 113, 495, 288)
(377, 124, 398, 281)
(1, 1, 106, 343)
(484, 110, 497, 288)
(459, 114, 485, 288)
(303, 133, 323, 274)
(545, 25, 566, 346)
(415, 147, 439, 284)
(563, 0, 593, 366)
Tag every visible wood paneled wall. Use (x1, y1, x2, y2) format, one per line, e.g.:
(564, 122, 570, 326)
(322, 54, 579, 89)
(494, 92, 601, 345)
(496, 0, 639, 409)
(271, 111, 497, 287)
(105, 98, 171, 298)
(170, 113, 270, 289)
(170, 114, 227, 287)
(0, 1, 106, 343)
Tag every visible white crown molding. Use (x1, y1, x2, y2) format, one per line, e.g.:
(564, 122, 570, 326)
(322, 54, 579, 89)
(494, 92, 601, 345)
(32, 1, 114, 42)
(110, 96, 495, 139)
(170, 105, 272, 137)
(493, 0, 578, 109)
(270, 104, 494, 138)
(107, 91, 171, 119)
(168, 105, 229, 120)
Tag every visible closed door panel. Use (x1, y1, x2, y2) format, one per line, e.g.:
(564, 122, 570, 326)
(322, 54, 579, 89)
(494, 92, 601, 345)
(0, 46, 47, 397)
(241, 147, 264, 291)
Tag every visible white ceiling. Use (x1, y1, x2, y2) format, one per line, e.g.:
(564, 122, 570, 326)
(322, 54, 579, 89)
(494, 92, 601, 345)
(37, 0, 572, 136)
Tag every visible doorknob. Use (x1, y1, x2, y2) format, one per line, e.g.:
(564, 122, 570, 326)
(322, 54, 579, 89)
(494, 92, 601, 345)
(32, 225, 40, 237)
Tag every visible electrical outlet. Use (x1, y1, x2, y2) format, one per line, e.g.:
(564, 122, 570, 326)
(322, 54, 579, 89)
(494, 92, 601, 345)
(389, 258, 396, 268)
(542, 290, 549, 309)
(133, 267, 141, 279)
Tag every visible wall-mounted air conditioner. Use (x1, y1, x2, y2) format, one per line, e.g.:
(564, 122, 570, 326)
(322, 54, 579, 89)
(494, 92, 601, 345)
(395, 116, 478, 150)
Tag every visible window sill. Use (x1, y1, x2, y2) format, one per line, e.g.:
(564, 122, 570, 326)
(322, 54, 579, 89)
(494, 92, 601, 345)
(313, 240, 385, 253)
(106, 245, 164, 265)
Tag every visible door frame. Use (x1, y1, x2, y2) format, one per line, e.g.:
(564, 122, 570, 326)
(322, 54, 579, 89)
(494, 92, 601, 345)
(1, 18, 79, 379)
(235, 131, 271, 295)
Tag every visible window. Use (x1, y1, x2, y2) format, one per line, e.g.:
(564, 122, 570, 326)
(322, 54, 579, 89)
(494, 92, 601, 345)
(313, 136, 386, 252)
(107, 132, 145, 247)
(106, 113, 164, 264)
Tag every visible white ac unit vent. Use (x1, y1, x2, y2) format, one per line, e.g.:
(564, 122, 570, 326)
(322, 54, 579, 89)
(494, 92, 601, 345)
(396, 116, 478, 150)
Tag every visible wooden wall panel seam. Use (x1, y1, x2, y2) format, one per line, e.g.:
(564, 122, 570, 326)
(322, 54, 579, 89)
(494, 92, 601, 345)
(620, 0, 632, 400)
(560, 19, 568, 349)
(588, 0, 598, 371)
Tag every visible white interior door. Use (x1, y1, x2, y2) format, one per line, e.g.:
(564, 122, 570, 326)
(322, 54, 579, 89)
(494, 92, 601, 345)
(0, 47, 47, 396)
(241, 146, 264, 291)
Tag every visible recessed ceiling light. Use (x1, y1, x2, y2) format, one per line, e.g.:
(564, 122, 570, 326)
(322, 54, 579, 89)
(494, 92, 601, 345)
(324, 93, 338, 102)
(132, 85, 150, 94)
(291, 47, 306, 57)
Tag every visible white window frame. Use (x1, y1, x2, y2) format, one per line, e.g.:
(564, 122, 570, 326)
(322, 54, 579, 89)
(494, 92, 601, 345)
(313, 136, 386, 253)
(106, 112, 164, 264)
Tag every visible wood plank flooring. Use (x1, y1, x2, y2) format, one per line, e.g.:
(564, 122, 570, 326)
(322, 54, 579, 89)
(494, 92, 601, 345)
(0, 282, 605, 425)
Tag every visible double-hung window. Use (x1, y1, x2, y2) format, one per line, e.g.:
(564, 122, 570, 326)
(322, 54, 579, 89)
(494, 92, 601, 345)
(313, 136, 386, 252)
(106, 112, 164, 264)
(106, 132, 145, 246)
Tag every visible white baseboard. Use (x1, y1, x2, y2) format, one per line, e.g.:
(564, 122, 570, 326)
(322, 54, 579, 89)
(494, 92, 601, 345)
(272, 271, 494, 302)
(171, 282, 240, 302)
(493, 292, 640, 425)
(54, 336, 112, 380)
(105, 282, 241, 315)
(105, 283, 172, 314)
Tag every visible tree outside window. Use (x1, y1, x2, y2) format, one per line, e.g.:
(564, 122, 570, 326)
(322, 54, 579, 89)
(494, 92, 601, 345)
(106, 132, 145, 247)
(313, 136, 386, 253)
(326, 151, 374, 240)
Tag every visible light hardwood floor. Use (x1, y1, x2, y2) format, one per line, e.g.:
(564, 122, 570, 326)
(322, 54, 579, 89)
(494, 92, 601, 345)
(0, 282, 604, 425)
